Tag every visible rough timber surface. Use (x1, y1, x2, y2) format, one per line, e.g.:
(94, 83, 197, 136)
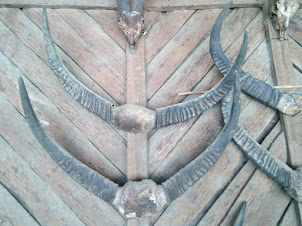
(0, 5, 301, 225)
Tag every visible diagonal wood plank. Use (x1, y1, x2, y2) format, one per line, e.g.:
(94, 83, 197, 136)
(0, 94, 125, 225)
(0, 134, 85, 226)
(145, 10, 195, 64)
(0, 8, 118, 105)
(24, 8, 127, 104)
(0, 182, 39, 226)
(148, 11, 265, 176)
(0, 51, 126, 184)
(146, 9, 221, 100)
(0, 20, 127, 174)
(289, 13, 302, 46)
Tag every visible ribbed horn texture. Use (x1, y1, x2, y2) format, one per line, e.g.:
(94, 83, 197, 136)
(162, 71, 241, 203)
(19, 77, 119, 204)
(132, 0, 145, 13)
(117, 0, 130, 14)
(210, 0, 282, 109)
(42, 7, 114, 123)
(155, 29, 248, 129)
(233, 202, 246, 226)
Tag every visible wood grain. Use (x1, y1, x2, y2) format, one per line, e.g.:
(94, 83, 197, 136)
(278, 201, 300, 226)
(0, 94, 125, 225)
(289, 14, 302, 46)
(266, 18, 302, 168)
(0, 182, 39, 226)
(126, 39, 148, 180)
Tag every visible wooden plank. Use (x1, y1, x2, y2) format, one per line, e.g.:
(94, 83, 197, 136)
(266, 15, 302, 168)
(0, 94, 125, 225)
(0, 51, 126, 184)
(145, 10, 195, 64)
(220, 132, 291, 225)
(126, 39, 148, 180)
(289, 37, 302, 75)
(0, 7, 118, 105)
(23, 8, 126, 104)
(199, 122, 282, 225)
(279, 201, 300, 226)
(0, 20, 127, 174)
(149, 12, 266, 177)
(146, 9, 221, 100)
(0, 135, 85, 226)
(146, 0, 265, 11)
(0, 182, 39, 226)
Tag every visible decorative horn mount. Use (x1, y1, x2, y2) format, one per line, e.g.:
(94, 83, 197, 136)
(19, 39, 244, 223)
(42, 6, 236, 134)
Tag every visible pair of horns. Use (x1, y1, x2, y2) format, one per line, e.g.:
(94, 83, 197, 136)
(20, 1, 249, 211)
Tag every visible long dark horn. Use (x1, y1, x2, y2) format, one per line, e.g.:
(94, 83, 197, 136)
(42, 7, 114, 123)
(117, 0, 130, 14)
(210, 1, 283, 111)
(233, 202, 246, 226)
(155, 31, 248, 129)
(132, 0, 145, 14)
(161, 32, 248, 202)
(19, 77, 119, 204)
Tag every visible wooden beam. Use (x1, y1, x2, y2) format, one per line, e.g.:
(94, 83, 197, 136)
(126, 38, 148, 181)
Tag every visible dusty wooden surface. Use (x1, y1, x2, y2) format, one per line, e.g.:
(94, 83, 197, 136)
(0, 5, 301, 225)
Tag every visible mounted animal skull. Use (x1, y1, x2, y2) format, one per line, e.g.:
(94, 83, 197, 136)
(271, 0, 299, 40)
(117, 0, 145, 47)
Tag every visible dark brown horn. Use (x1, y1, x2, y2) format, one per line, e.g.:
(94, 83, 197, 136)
(233, 202, 246, 226)
(42, 7, 114, 124)
(155, 30, 248, 129)
(19, 77, 119, 204)
(132, 0, 145, 14)
(117, 0, 130, 14)
(161, 32, 248, 202)
(210, 1, 283, 111)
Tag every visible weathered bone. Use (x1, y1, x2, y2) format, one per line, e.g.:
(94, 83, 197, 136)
(161, 31, 247, 202)
(210, 0, 302, 116)
(271, 0, 299, 40)
(117, 0, 145, 47)
(42, 7, 236, 133)
(19, 63, 241, 223)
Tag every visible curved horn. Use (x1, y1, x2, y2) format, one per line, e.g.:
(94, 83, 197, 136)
(233, 202, 246, 226)
(210, 1, 283, 111)
(155, 30, 248, 129)
(132, 0, 145, 14)
(162, 70, 241, 203)
(117, 0, 130, 14)
(19, 77, 119, 204)
(42, 7, 114, 123)
(161, 33, 249, 202)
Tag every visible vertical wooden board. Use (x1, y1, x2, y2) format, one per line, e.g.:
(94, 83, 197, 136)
(126, 39, 148, 180)
(149, 39, 270, 177)
(220, 133, 291, 226)
(289, 37, 302, 73)
(23, 8, 126, 104)
(146, 9, 221, 99)
(0, 20, 127, 174)
(266, 19, 302, 167)
(0, 52, 126, 184)
(0, 8, 117, 105)
(0, 182, 39, 226)
(279, 201, 300, 226)
(199, 123, 282, 226)
(147, 8, 260, 109)
(0, 136, 85, 226)
(55, 8, 126, 75)
(145, 10, 195, 64)
(0, 95, 125, 225)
